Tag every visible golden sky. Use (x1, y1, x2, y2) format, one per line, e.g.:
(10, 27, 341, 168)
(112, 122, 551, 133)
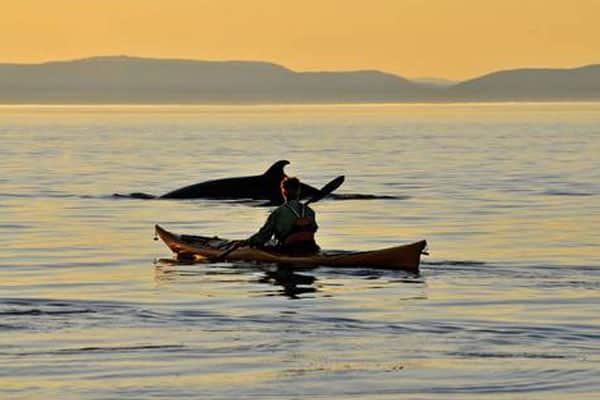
(1, 0, 599, 80)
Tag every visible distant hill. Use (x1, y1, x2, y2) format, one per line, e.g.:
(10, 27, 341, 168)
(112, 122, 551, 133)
(449, 65, 600, 101)
(411, 77, 457, 88)
(0, 56, 599, 103)
(0, 56, 435, 104)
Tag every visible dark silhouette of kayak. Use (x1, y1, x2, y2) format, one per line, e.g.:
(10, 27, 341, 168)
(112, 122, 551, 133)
(155, 224, 427, 273)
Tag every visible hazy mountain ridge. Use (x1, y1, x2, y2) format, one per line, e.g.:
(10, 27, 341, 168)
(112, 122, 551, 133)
(412, 77, 457, 88)
(450, 64, 600, 100)
(0, 56, 598, 103)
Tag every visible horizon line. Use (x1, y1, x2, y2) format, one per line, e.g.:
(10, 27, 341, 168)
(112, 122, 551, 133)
(2, 101, 600, 109)
(1, 54, 598, 83)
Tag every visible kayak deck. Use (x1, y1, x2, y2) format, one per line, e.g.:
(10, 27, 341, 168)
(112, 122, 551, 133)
(154, 224, 427, 273)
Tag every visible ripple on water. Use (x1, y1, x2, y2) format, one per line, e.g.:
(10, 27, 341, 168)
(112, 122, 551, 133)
(2, 104, 600, 399)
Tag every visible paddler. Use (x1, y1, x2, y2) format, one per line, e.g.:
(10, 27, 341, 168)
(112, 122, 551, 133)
(241, 177, 320, 255)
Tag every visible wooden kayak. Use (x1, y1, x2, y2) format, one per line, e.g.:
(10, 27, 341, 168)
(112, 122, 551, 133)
(155, 225, 427, 273)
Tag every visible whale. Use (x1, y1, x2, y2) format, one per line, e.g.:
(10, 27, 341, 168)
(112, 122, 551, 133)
(161, 160, 321, 202)
(118, 160, 322, 203)
(115, 160, 403, 203)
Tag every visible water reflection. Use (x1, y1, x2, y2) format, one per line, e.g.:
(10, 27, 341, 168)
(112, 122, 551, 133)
(154, 257, 429, 300)
(255, 266, 318, 299)
(154, 259, 319, 299)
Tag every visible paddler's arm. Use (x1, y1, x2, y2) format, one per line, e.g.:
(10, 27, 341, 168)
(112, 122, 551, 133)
(247, 210, 277, 247)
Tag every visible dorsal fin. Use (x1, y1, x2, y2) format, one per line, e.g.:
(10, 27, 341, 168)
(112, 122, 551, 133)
(263, 160, 290, 179)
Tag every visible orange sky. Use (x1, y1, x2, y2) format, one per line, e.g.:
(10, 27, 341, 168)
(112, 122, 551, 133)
(1, 0, 599, 80)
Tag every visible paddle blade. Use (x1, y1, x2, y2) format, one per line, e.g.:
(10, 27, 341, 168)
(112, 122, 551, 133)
(306, 175, 345, 205)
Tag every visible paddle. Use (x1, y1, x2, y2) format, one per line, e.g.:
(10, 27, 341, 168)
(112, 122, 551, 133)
(303, 175, 345, 205)
(210, 175, 345, 262)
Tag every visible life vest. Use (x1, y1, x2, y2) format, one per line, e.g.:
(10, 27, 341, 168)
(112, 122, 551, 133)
(282, 203, 318, 251)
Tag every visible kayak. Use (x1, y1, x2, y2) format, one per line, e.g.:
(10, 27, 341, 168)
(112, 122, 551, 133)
(155, 224, 427, 273)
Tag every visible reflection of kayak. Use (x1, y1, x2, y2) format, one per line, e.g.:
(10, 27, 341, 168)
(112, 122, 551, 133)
(155, 225, 427, 273)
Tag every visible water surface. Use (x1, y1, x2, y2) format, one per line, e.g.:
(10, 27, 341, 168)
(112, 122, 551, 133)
(1, 103, 599, 399)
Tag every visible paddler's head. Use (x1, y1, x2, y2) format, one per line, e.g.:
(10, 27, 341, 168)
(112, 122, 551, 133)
(281, 177, 301, 201)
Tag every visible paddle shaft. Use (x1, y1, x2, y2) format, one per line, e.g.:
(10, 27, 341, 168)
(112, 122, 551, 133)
(211, 175, 345, 261)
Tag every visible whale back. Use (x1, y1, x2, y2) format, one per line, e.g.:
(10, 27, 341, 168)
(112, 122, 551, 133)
(160, 160, 292, 202)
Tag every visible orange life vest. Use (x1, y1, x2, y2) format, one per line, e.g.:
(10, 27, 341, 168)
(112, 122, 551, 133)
(282, 204, 318, 252)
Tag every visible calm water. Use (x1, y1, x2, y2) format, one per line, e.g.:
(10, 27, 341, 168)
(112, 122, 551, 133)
(1, 103, 599, 399)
